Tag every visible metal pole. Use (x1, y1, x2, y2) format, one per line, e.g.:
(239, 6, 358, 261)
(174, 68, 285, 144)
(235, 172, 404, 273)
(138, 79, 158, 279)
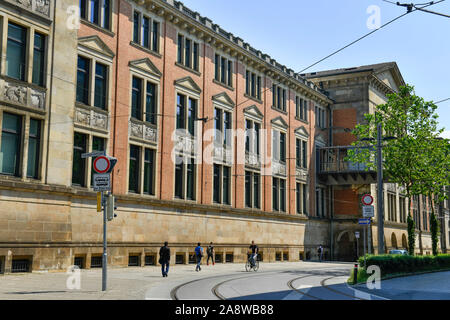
(368, 219, 372, 254)
(377, 123, 385, 254)
(364, 225, 367, 266)
(102, 191, 107, 291)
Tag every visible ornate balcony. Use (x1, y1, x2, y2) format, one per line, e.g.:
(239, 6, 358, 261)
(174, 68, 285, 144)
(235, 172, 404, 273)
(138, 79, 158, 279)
(317, 146, 377, 185)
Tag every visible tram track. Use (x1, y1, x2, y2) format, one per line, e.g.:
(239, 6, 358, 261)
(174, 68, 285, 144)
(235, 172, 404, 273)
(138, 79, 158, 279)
(171, 267, 362, 300)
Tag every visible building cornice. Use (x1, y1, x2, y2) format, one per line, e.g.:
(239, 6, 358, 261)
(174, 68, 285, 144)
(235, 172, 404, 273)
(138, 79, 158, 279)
(133, 0, 332, 106)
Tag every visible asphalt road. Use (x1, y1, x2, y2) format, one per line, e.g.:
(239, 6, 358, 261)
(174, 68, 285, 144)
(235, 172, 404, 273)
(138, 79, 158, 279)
(0, 261, 449, 300)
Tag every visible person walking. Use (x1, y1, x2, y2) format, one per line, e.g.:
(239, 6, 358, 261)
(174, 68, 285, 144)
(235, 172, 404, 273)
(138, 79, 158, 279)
(194, 243, 203, 272)
(318, 245, 323, 262)
(159, 241, 170, 277)
(206, 242, 215, 266)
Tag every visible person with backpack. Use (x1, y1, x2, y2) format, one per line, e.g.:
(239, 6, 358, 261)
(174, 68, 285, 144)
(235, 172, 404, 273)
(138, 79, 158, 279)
(194, 243, 203, 271)
(318, 245, 323, 262)
(159, 241, 170, 277)
(206, 242, 215, 266)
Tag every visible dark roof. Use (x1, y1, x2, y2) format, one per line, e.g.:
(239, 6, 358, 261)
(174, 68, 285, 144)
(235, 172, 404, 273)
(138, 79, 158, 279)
(300, 62, 398, 78)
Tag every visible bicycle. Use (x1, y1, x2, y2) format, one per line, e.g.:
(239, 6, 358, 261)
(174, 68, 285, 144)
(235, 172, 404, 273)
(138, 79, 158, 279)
(245, 253, 259, 272)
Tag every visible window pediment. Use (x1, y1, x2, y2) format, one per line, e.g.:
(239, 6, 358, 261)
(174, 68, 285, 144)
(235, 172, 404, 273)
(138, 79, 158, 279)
(315, 134, 326, 146)
(129, 58, 162, 79)
(295, 126, 309, 139)
(174, 76, 201, 95)
(78, 35, 115, 60)
(243, 105, 263, 121)
(271, 116, 288, 131)
(212, 92, 235, 109)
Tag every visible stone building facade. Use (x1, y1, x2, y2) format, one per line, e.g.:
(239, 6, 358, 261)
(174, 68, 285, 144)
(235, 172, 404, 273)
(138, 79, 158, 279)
(304, 63, 444, 257)
(0, 0, 444, 274)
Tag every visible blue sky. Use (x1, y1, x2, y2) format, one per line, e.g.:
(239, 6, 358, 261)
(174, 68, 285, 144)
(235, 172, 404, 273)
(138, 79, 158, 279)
(181, 0, 450, 137)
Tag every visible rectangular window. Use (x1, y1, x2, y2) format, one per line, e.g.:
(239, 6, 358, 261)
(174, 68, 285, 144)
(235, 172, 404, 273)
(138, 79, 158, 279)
(245, 71, 250, 95)
(80, 0, 87, 19)
(185, 38, 191, 68)
(128, 145, 140, 193)
(302, 140, 307, 168)
(227, 61, 233, 86)
(177, 35, 183, 64)
(186, 157, 195, 200)
(1, 113, 22, 176)
(280, 132, 286, 163)
(146, 82, 156, 124)
(131, 77, 142, 120)
(215, 54, 220, 81)
(142, 16, 150, 48)
(90, 136, 105, 186)
(152, 21, 159, 52)
(220, 57, 226, 83)
(245, 171, 251, 207)
(101, 0, 110, 29)
(188, 98, 196, 137)
(213, 164, 231, 205)
(253, 173, 260, 209)
(89, 0, 99, 25)
(143, 148, 155, 195)
(72, 132, 86, 186)
(245, 171, 260, 209)
(213, 164, 221, 203)
(245, 70, 260, 99)
(27, 119, 41, 179)
(76, 56, 90, 104)
(175, 156, 183, 199)
(280, 179, 286, 212)
(32, 33, 45, 87)
(176, 94, 196, 137)
(94, 62, 107, 109)
(273, 178, 279, 211)
(215, 108, 231, 147)
(7, 23, 27, 81)
(176, 93, 185, 130)
(296, 183, 307, 214)
(296, 139, 301, 168)
(133, 11, 140, 43)
(273, 85, 287, 111)
(193, 43, 199, 71)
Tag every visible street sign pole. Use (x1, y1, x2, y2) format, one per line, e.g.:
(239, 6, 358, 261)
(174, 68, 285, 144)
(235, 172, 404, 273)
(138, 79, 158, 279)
(363, 224, 367, 266)
(102, 191, 107, 291)
(368, 220, 372, 254)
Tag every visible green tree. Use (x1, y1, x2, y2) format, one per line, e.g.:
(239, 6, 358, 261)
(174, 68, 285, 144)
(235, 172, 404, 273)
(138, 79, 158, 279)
(418, 137, 450, 255)
(346, 84, 448, 255)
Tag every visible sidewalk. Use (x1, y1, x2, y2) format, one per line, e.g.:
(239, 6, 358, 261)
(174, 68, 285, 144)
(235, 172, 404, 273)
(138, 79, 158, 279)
(0, 261, 351, 300)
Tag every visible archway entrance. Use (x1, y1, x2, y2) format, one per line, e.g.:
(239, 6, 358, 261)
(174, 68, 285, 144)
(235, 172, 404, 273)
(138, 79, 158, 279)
(336, 231, 356, 261)
(402, 234, 408, 250)
(391, 233, 398, 249)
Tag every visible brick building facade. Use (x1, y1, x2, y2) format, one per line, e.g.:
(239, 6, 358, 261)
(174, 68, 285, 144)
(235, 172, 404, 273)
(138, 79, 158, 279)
(0, 0, 446, 273)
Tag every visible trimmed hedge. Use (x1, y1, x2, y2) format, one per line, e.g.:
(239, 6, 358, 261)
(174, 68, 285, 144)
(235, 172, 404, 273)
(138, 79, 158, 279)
(358, 254, 450, 276)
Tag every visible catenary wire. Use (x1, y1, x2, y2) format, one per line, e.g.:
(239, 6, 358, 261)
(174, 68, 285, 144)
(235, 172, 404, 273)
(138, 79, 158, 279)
(297, 1, 444, 74)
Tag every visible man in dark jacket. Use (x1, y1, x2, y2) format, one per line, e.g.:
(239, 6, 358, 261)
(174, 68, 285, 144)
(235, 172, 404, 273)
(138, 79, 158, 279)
(159, 241, 170, 277)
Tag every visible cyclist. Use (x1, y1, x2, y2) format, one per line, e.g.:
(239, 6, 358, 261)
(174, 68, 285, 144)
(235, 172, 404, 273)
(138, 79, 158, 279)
(248, 240, 259, 268)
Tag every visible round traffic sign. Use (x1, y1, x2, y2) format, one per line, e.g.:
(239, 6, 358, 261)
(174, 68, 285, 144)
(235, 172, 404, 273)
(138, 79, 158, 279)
(93, 156, 110, 174)
(361, 194, 373, 206)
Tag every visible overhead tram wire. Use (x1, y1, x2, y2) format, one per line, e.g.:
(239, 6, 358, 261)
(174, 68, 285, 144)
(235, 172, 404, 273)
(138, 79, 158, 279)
(384, 0, 450, 18)
(297, 1, 444, 74)
(435, 97, 450, 104)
